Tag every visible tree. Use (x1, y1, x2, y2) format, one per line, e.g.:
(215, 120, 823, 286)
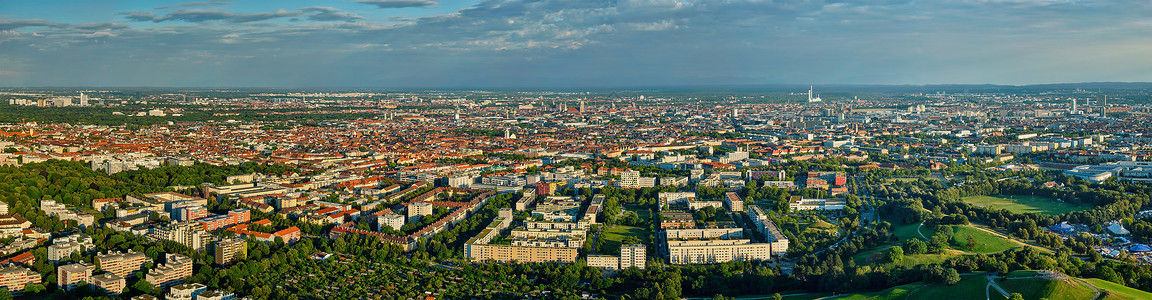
(966, 235, 978, 251)
(133, 279, 153, 294)
(886, 246, 904, 264)
(904, 238, 927, 255)
(942, 268, 961, 285)
(772, 293, 783, 300)
(1010, 293, 1024, 300)
(22, 283, 45, 294)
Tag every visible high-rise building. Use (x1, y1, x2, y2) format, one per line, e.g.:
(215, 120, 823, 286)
(97, 250, 150, 278)
(214, 239, 246, 266)
(620, 244, 646, 269)
(57, 263, 95, 291)
(79, 93, 89, 106)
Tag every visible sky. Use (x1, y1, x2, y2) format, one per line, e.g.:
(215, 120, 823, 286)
(1, 0, 1151, 88)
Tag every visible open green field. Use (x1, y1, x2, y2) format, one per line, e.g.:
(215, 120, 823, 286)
(601, 225, 649, 255)
(801, 219, 843, 235)
(999, 277, 1096, 300)
(905, 275, 999, 300)
(836, 282, 925, 300)
(962, 194, 1092, 215)
(833, 271, 1152, 300)
(947, 225, 1021, 253)
(892, 222, 929, 241)
(851, 245, 961, 268)
(1084, 278, 1152, 300)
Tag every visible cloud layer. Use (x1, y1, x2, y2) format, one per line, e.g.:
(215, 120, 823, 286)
(1, 0, 1150, 87)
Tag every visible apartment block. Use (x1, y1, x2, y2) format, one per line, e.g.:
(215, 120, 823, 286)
(620, 244, 646, 269)
(152, 221, 214, 251)
(667, 239, 771, 264)
(377, 213, 405, 231)
(214, 238, 246, 265)
(0, 266, 41, 296)
(408, 201, 433, 218)
(146, 253, 193, 290)
(97, 250, 150, 278)
(90, 273, 126, 294)
(165, 283, 208, 300)
(464, 243, 578, 263)
(57, 262, 95, 291)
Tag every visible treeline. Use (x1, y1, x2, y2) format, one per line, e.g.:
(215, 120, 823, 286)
(112, 162, 301, 188)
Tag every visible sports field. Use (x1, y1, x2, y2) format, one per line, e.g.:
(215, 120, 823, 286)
(962, 194, 1092, 215)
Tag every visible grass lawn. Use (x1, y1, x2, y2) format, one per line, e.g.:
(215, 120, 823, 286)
(947, 225, 1021, 254)
(892, 222, 931, 241)
(601, 225, 649, 255)
(835, 282, 925, 300)
(852, 244, 960, 268)
(1084, 278, 1152, 300)
(801, 220, 842, 234)
(962, 194, 1092, 215)
(1000, 278, 1096, 300)
(905, 275, 1002, 300)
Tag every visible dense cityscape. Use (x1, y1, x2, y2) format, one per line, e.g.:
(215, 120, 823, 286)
(4, 0, 1152, 299)
(0, 85, 1147, 299)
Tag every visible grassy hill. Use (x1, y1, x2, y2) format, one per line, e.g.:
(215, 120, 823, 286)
(833, 271, 1152, 300)
(946, 225, 1021, 254)
(1084, 278, 1152, 300)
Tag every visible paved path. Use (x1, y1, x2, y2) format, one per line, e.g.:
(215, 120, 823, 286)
(916, 222, 929, 240)
(987, 274, 1010, 299)
(1071, 277, 1102, 300)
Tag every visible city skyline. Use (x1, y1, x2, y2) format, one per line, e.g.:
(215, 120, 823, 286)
(2, 0, 1151, 87)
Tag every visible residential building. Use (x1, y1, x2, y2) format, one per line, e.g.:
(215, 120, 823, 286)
(407, 201, 433, 218)
(165, 283, 208, 300)
(667, 239, 772, 264)
(788, 196, 847, 211)
(196, 290, 238, 300)
(0, 266, 40, 296)
(146, 253, 193, 290)
(152, 222, 214, 251)
(724, 192, 744, 212)
(97, 250, 150, 278)
(57, 262, 95, 291)
(173, 206, 208, 222)
(587, 255, 620, 270)
(90, 273, 126, 295)
(620, 244, 646, 269)
(214, 239, 246, 266)
(377, 213, 405, 231)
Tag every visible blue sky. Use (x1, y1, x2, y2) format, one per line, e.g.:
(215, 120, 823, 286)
(1, 0, 1150, 87)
